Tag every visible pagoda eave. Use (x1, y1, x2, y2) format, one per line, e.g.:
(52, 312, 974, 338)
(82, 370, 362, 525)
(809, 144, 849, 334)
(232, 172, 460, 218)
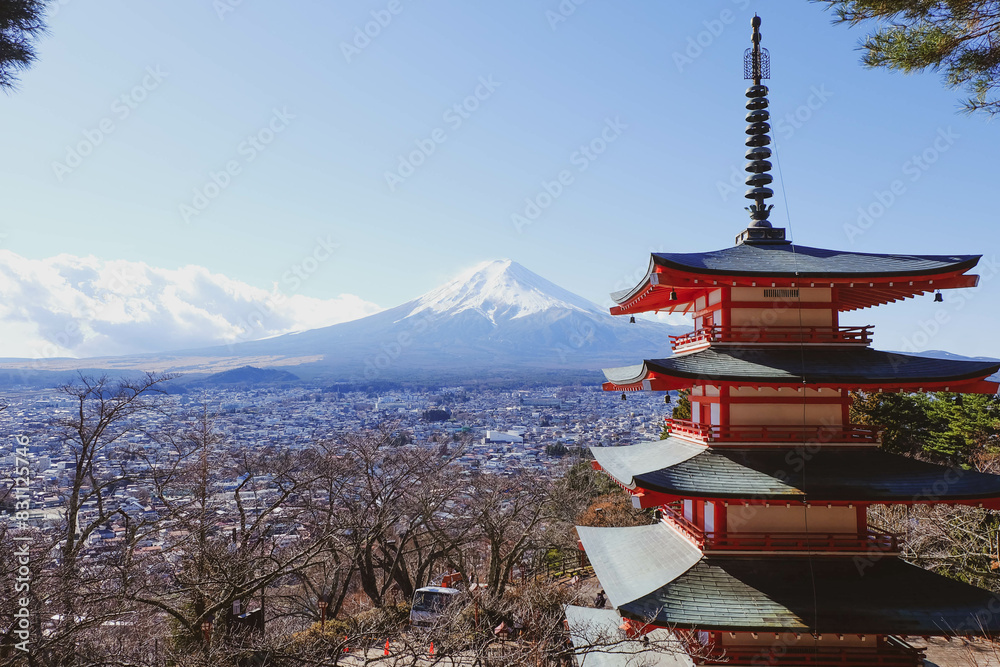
(579, 524, 1000, 637)
(603, 376, 999, 395)
(602, 349, 1000, 395)
(610, 252, 980, 315)
(590, 441, 1000, 505)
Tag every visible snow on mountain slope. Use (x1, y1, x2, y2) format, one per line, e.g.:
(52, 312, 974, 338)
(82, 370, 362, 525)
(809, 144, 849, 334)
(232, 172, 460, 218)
(404, 259, 605, 323)
(202, 259, 685, 378)
(9, 260, 687, 381)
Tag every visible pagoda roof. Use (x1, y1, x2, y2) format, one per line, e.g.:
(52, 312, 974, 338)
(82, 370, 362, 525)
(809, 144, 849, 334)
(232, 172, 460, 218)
(650, 244, 978, 279)
(602, 348, 1000, 393)
(610, 246, 981, 314)
(579, 523, 1000, 635)
(591, 440, 1000, 503)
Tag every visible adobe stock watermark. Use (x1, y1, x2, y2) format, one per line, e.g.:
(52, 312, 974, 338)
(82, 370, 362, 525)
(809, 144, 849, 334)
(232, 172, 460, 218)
(843, 127, 960, 244)
(384, 75, 501, 192)
(897, 254, 998, 354)
(545, 0, 593, 31)
(48, 0, 73, 16)
(510, 116, 627, 233)
(716, 85, 834, 202)
(362, 315, 431, 380)
(11, 434, 33, 653)
(179, 107, 295, 224)
(341, 0, 411, 64)
(554, 321, 596, 364)
(228, 235, 338, 348)
(214, 0, 248, 21)
(9, 262, 142, 380)
(51, 66, 168, 182)
(672, 0, 751, 73)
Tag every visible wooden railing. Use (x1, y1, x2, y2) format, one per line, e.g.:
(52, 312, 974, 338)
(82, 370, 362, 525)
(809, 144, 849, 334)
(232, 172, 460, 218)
(670, 325, 874, 351)
(697, 645, 925, 666)
(703, 531, 899, 553)
(666, 419, 880, 444)
(660, 503, 706, 547)
(660, 505, 900, 554)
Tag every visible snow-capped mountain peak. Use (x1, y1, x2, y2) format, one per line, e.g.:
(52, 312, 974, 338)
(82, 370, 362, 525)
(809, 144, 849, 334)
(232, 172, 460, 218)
(404, 259, 604, 323)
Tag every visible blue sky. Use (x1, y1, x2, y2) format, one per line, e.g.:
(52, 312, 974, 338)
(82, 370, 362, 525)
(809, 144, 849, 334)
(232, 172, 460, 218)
(2, 0, 999, 358)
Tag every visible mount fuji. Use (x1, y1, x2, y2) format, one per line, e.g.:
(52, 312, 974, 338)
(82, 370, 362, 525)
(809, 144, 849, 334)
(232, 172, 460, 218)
(193, 259, 684, 382)
(0, 260, 687, 385)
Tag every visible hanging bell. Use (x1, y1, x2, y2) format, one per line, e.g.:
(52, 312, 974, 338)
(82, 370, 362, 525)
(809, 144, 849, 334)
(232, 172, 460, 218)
(629, 316, 636, 324)
(669, 289, 678, 301)
(620, 392, 627, 401)
(934, 291, 943, 302)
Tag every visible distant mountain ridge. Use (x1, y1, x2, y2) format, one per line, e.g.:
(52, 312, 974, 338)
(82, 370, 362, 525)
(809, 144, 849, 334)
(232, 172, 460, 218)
(0, 259, 686, 385)
(198, 366, 300, 385)
(201, 259, 685, 382)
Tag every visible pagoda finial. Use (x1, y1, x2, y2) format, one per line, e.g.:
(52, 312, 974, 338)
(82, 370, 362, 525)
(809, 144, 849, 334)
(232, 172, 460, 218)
(737, 15, 787, 245)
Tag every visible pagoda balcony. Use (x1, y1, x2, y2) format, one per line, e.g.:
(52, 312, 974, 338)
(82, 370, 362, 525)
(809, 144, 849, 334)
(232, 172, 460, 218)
(695, 643, 925, 667)
(666, 418, 880, 445)
(670, 325, 874, 353)
(660, 504, 901, 555)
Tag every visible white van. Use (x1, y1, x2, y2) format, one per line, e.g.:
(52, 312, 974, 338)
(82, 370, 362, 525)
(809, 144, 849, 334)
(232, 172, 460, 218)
(409, 586, 460, 628)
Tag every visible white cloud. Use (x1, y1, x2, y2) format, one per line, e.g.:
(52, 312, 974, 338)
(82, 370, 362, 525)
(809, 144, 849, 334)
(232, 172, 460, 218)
(0, 251, 383, 358)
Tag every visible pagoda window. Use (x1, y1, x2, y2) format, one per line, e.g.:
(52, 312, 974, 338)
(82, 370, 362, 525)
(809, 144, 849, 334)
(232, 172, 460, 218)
(726, 505, 857, 534)
(731, 287, 832, 303)
(704, 501, 716, 534)
(729, 401, 842, 426)
(683, 499, 694, 523)
(709, 403, 720, 426)
(729, 305, 834, 327)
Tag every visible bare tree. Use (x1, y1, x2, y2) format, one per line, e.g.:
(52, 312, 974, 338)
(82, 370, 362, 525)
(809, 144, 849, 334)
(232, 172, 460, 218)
(319, 428, 465, 608)
(465, 472, 550, 597)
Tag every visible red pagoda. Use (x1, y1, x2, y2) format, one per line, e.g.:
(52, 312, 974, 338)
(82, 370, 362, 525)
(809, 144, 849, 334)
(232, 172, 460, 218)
(578, 16, 1000, 667)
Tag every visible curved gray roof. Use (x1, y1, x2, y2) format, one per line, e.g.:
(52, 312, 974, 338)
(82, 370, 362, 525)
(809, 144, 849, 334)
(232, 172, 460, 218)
(621, 555, 1000, 635)
(603, 348, 1000, 386)
(651, 244, 979, 278)
(576, 524, 701, 610)
(630, 446, 1000, 502)
(590, 439, 704, 490)
(579, 524, 1000, 635)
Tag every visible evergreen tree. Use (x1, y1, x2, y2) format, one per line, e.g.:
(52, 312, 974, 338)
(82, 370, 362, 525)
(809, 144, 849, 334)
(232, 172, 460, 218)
(671, 389, 691, 421)
(816, 0, 1000, 114)
(851, 390, 1000, 464)
(0, 0, 47, 91)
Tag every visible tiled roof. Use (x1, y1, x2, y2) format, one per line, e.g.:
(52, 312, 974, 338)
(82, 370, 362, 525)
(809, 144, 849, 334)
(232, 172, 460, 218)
(594, 441, 1000, 502)
(621, 555, 1000, 635)
(651, 244, 979, 278)
(580, 524, 1000, 635)
(590, 438, 704, 490)
(577, 524, 701, 609)
(603, 348, 1000, 386)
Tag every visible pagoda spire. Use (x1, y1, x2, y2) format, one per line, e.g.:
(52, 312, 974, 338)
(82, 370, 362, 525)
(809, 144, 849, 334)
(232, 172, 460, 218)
(736, 15, 787, 245)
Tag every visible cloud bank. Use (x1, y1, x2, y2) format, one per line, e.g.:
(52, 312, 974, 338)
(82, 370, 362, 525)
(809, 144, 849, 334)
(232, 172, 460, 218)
(0, 251, 382, 359)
